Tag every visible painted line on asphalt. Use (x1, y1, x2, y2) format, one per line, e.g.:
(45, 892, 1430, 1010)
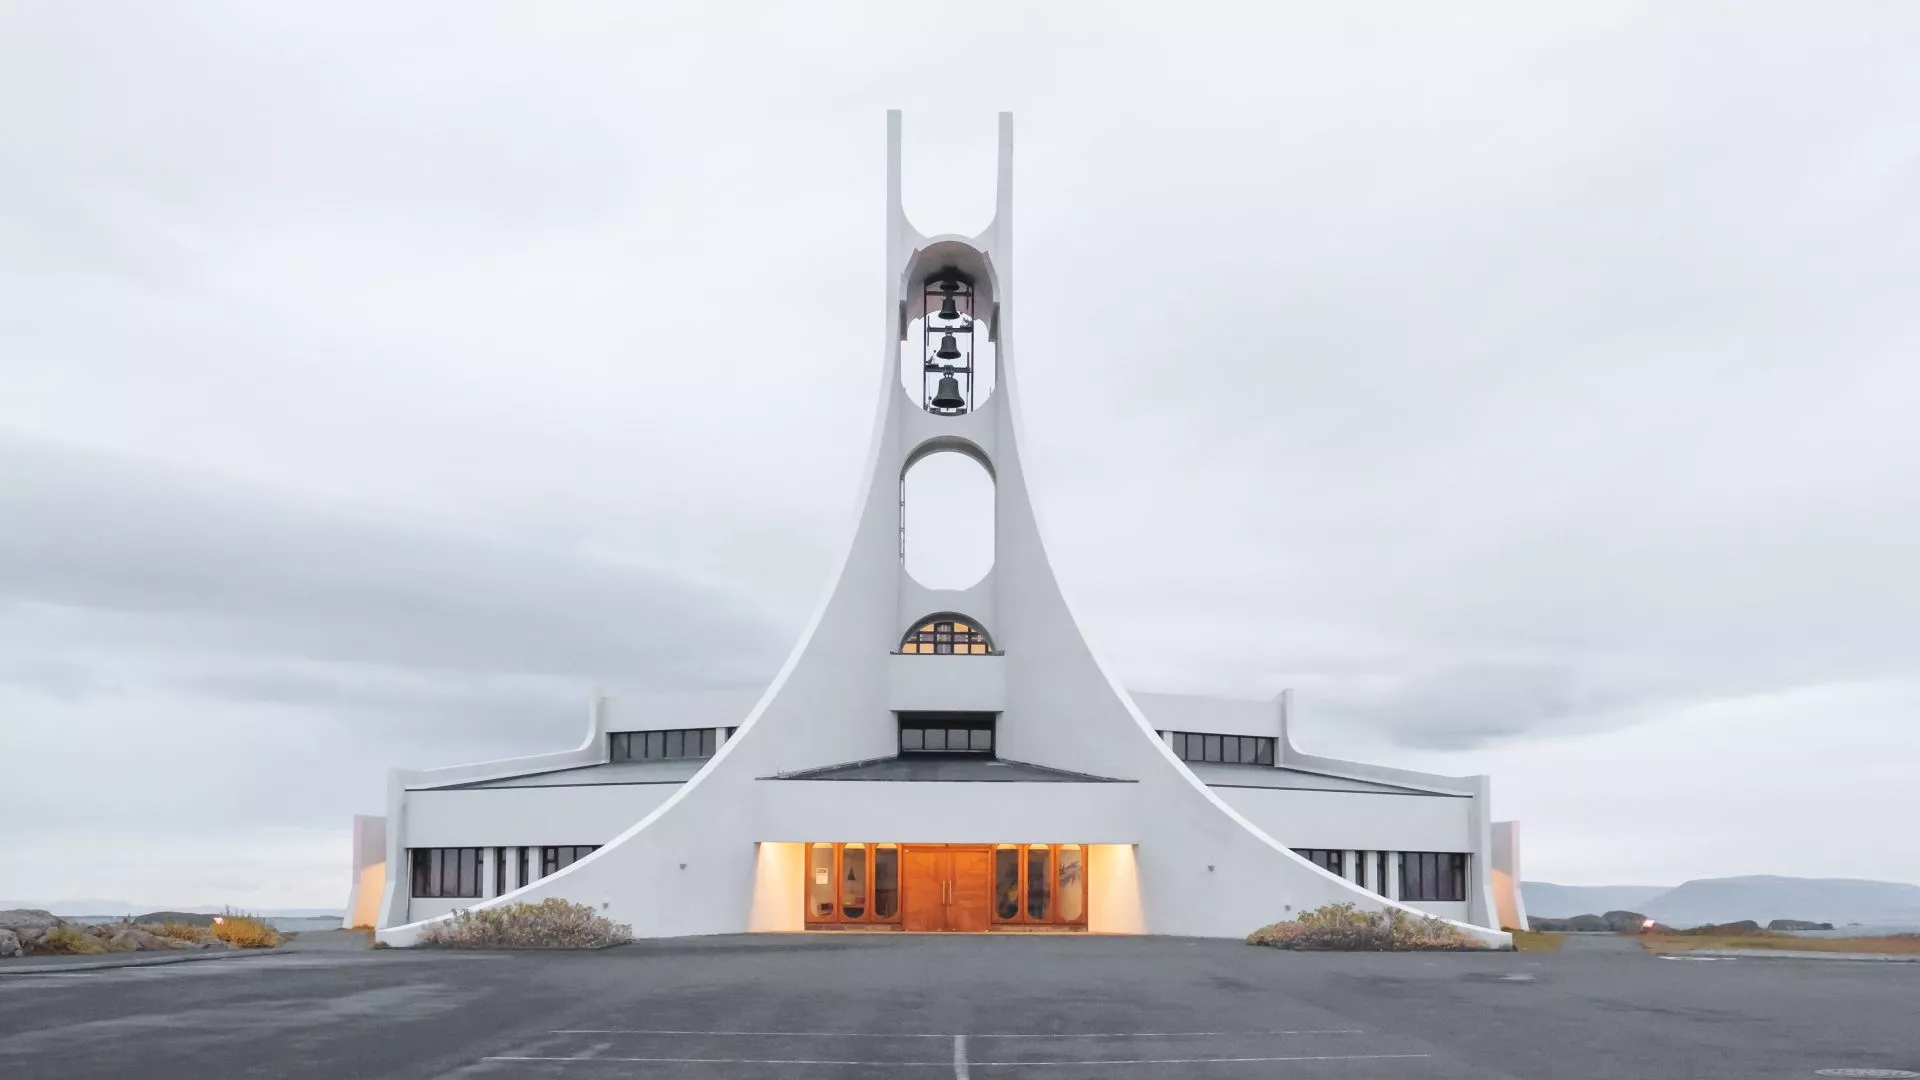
(953, 1033, 970, 1080)
(485, 1053, 1431, 1067)
(546, 1029, 1366, 1038)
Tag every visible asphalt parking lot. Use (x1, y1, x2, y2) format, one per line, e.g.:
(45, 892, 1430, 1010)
(1, 933, 1915, 1079)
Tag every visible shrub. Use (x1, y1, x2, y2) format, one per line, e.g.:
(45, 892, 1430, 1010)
(210, 911, 284, 949)
(150, 921, 219, 945)
(1247, 902, 1484, 951)
(418, 899, 634, 950)
(42, 927, 108, 955)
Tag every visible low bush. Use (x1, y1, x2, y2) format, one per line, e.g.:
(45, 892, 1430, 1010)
(42, 927, 108, 955)
(1247, 902, 1484, 951)
(210, 912, 284, 949)
(150, 921, 219, 945)
(419, 899, 634, 950)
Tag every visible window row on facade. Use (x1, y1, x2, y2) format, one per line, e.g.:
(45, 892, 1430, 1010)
(1292, 848, 1469, 902)
(899, 713, 995, 755)
(610, 727, 718, 762)
(1168, 730, 1276, 766)
(410, 845, 602, 899)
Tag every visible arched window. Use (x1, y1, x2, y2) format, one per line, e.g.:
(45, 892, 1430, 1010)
(899, 615, 993, 655)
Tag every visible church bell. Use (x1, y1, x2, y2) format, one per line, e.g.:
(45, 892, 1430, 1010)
(930, 374, 966, 410)
(937, 295, 960, 321)
(935, 333, 962, 360)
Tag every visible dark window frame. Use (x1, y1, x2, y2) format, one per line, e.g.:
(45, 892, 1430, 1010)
(898, 713, 996, 756)
(1170, 731, 1276, 766)
(538, 845, 600, 879)
(1398, 851, 1468, 902)
(1293, 848, 1345, 878)
(409, 847, 484, 899)
(610, 727, 717, 762)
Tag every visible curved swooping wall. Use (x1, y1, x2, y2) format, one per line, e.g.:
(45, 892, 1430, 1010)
(375, 112, 1510, 948)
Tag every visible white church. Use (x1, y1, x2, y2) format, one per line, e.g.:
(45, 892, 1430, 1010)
(351, 113, 1527, 946)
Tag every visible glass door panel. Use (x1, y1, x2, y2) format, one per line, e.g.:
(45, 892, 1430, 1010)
(993, 845, 1020, 920)
(808, 844, 835, 920)
(841, 843, 868, 919)
(873, 845, 899, 919)
(1025, 846, 1052, 921)
(1058, 845, 1084, 922)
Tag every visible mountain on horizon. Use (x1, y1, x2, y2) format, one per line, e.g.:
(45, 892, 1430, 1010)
(1524, 876, 1920, 927)
(0, 900, 343, 918)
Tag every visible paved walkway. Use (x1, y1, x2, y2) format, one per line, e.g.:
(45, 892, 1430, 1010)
(2, 934, 1916, 1079)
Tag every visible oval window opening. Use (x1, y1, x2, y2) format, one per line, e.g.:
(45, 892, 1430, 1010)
(902, 451, 994, 590)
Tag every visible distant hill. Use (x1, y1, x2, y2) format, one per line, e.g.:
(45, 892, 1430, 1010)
(1525, 876, 1920, 927)
(1522, 883, 1669, 918)
(1, 900, 343, 919)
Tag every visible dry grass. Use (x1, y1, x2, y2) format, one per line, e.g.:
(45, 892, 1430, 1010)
(1248, 903, 1487, 951)
(419, 899, 634, 949)
(1640, 933, 1920, 955)
(151, 921, 219, 945)
(41, 927, 108, 955)
(1510, 930, 1566, 952)
(210, 912, 284, 949)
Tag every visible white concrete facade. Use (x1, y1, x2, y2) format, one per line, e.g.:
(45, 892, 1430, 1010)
(365, 113, 1517, 948)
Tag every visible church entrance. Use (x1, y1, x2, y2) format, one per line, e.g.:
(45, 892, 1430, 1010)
(902, 846, 993, 932)
(802, 842, 1088, 932)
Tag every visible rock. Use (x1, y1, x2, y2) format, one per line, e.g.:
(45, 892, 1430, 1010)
(108, 927, 173, 952)
(1600, 910, 1652, 933)
(0, 929, 21, 958)
(1767, 919, 1834, 931)
(0, 909, 60, 934)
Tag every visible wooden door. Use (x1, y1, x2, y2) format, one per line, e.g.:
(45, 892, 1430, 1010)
(947, 849, 993, 933)
(901, 848, 945, 932)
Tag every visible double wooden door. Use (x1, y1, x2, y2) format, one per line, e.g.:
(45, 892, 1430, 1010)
(901, 846, 992, 932)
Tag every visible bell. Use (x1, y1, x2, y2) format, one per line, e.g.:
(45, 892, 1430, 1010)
(930, 374, 966, 410)
(937, 295, 960, 321)
(935, 333, 962, 360)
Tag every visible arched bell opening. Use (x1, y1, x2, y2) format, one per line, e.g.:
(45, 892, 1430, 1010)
(900, 448, 995, 590)
(898, 614, 995, 655)
(898, 262, 998, 415)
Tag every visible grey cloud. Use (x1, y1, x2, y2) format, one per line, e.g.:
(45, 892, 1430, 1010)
(3, 3, 1918, 900)
(0, 430, 788, 686)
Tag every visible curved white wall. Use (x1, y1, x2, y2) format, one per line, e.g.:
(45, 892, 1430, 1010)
(1214, 788, 1472, 853)
(374, 111, 1509, 949)
(405, 784, 679, 849)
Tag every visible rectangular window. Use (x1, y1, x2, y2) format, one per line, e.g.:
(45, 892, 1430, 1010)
(1398, 852, 1468, 902)
(517, 846, 530, 890)
(409, 847, 484, 898)
(1293, 848, 1345, 878)
(610, 728, 719, 761)
(898, 714, 994, 755)
(493, 847, 505, 896)
(1170, 731, 1276, 766)
(539, 845, 600, 879)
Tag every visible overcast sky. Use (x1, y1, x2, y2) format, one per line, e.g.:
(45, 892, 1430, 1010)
(3, 3, 1917, 909)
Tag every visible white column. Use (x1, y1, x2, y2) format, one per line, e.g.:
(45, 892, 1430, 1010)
(482, 847, 498, 899)
(716, 725, 730, 747)
(1386, 851, 1401, 901)
(1342, 850, 1360, 885)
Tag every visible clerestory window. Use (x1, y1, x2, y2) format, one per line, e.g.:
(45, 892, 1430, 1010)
(899, 615, 993, 655)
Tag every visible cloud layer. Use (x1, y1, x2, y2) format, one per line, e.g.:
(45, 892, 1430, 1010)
(3, 2, 1916, 903)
